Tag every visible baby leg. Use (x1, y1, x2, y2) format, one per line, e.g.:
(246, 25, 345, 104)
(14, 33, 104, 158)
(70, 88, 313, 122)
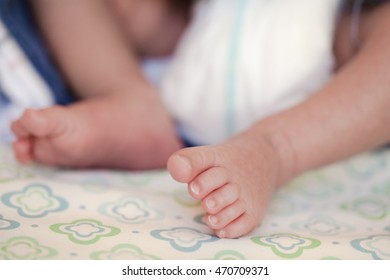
(167, 132, 281, 238)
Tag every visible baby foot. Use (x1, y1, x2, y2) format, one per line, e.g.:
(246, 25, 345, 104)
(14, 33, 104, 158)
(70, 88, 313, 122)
(12, 106, 99, 167)
(167, 134, 281, 238)
(12, 92, 183, 169)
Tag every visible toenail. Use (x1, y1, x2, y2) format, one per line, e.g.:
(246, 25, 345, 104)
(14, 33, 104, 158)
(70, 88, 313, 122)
(190, 183, 200, 195)
(206, 198, 217, 210)
(176, 155, 191, 171)
(208, 215, 218, 226)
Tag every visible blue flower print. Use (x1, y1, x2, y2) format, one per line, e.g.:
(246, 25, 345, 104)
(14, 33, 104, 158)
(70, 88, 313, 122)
(151, 227, 218, 252)
(2, 183, 68, 218)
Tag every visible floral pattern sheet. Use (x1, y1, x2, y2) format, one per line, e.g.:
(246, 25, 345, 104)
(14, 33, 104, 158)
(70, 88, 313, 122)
(0, 142, 390, 260)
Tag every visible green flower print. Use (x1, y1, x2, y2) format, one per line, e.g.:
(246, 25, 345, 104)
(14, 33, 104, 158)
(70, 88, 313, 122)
(251, 233, 321, 259)
(50, 219, 120, 245)
(213, 250, 246, 260)
(0, 236, 57, 259)
(340, 196, 390, 220)
(91, 244, 159, 260)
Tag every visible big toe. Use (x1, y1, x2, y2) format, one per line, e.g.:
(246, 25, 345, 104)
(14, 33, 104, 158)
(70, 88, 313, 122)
(167, 146, 219, 183)
(20, 107, 66, 138)
(167, 151, 193, 183)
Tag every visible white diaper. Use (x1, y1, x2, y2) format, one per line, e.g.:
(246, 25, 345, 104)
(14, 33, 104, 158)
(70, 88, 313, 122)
(161, 0, 340, 145)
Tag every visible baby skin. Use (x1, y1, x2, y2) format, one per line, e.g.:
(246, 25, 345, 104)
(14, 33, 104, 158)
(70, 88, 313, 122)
(11, 87, 183, 169)
(12, 2, 390, 238)
(167, 2, 390, 238)
(167, 131, 284, 238)
(11, 0, 188, 169)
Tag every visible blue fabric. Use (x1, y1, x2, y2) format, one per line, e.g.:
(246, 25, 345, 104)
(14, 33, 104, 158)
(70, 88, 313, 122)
(0, 88, 9, 104)
(0, 26, 10, 105)
(0, 0, 74, 105)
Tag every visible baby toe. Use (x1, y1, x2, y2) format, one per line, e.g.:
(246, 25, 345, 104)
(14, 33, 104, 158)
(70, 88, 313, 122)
(11, 119, 30, 139)
(206, 200, 245, 230)
(21, 107, 66, 138)
(167, 145, 219, 183)
(202, 183, 239, 214)
(216, 212, 259, 239)
(12, 138, 32, 164)
(189, 166, 231, 199)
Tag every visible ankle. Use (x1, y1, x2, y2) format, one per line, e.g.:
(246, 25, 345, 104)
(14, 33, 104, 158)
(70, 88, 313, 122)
(248, 121, 299, 187)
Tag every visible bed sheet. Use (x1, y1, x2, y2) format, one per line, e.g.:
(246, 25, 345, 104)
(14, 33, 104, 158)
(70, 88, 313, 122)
(0, 142, 389, 260)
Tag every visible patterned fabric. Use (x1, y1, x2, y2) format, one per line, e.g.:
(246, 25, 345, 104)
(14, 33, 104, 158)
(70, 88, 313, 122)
(1, 142, 389, 260)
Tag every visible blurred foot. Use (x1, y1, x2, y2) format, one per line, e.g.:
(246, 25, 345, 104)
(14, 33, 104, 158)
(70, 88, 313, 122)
(12, 90, 183, 169)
